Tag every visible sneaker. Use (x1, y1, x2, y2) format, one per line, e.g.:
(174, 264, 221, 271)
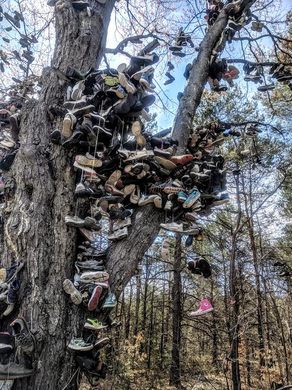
(108, 227, 128, 241)
(73, 161, 97, 175)
(183, 188, 201, 209)
(0, 362, 33, 379)
(258, 83, 275, 92)
(80, 271, 109, 284)
(161, 238, 170, 260)
(0, 332, 14, 353)
(154, 156, 177, 171)
(68, 338, 93, 351)
(10, 317, 35, 354)
(94, 337, 110, 351)
(75, 154, 102, 168)
(63, 279, 83, 305)
(62, 113, 77, 138)
(65, 215, 85, 228)
(138, 195, 157, 206)
(190, 298, 213, 317)
(102, 292, 117, 308)
(164, 72, 175, 85)
(118, 72, 136, 94)
(84, 318, 107, 331)
(177, 191, 188, 203)
(88, 285, 103, 311)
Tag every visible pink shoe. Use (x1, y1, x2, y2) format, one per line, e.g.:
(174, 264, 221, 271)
(190, 298, 213, 317)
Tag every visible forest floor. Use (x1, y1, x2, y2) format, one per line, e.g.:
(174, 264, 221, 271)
(80, 374, 228, 390)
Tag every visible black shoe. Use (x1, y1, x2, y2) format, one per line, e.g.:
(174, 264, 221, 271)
(62, 130, 84, 148)
(71, 0, 89, 11)
(0, 150, 18, 171)
(50, 129, 61, 144)
(183, 63, 192, 80)
(164, 72, 175, 85)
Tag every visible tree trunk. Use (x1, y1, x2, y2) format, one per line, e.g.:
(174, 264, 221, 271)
(2, 2, 117, 389)
(169, 235, 182, 388)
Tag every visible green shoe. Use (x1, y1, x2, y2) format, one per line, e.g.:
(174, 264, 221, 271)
(84, 319, 108, 331)
(102, 293, 117, 309)
(103, 75, 119, 87)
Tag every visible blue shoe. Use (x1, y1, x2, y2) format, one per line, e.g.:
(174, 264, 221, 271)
(102, 293, 117, 309)
(183, 189, 200, 208)
(177, 191, 187, 202)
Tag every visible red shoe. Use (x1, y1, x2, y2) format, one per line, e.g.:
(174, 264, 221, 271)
(88, 285, 103, 311)
(171, 154, 193, 165)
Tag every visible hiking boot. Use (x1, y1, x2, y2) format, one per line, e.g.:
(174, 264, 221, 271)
(0, 362, 33, 379)
(88, 285, 103, 311)
(80, 271, 109, 284)
(190, 298, 213, 317)
(84, 318, 108, 331)
(63, 279, 83, 305)
(68, 338, 93, 351)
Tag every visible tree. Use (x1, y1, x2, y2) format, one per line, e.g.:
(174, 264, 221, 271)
(0, 0, 291, 389)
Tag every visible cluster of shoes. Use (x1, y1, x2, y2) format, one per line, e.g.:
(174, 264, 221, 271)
(205, 0, 224, 26)
(164, 29, 195, 85)
(0, 261, 23, 318)
(0, 279, 35, 382)
(0, 95, 22, 171)
(244, 62, 292, 92)
(208, 59, 240, 92)
(62, 238, 119, 383)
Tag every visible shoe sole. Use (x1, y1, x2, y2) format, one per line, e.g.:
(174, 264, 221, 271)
(62, 117, 72, 138)
(80, 272, 109, 283)
(63, 279, 82, 305)
(88, 285, 103, 311)
(76, 155, 102, 168)
(190, 308, 213, 317)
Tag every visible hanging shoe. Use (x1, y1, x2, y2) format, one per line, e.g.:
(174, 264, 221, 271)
(190, 298, 213, 317)
(63, 279, 83, 305)
(10, 317, 35, 354)
(257, 83, 275, 92)
(164, 72, 175, 85)
(0, 362, 33, 380)
(84, 318, 108, 331)
(102, 292, 117, 309)
(68, 338, 93, 351)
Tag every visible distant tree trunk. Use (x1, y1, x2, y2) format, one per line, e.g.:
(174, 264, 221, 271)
(133, 273, 141, 336)
(229, 170, 242, 390)
(147, 286, 155, 369)
(242, 173, 266, 369)
(210, 279, 219, 370)
(169, 235, 182, 388)
(125, 282, 133, 339)
(159, 277, 166, 368)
